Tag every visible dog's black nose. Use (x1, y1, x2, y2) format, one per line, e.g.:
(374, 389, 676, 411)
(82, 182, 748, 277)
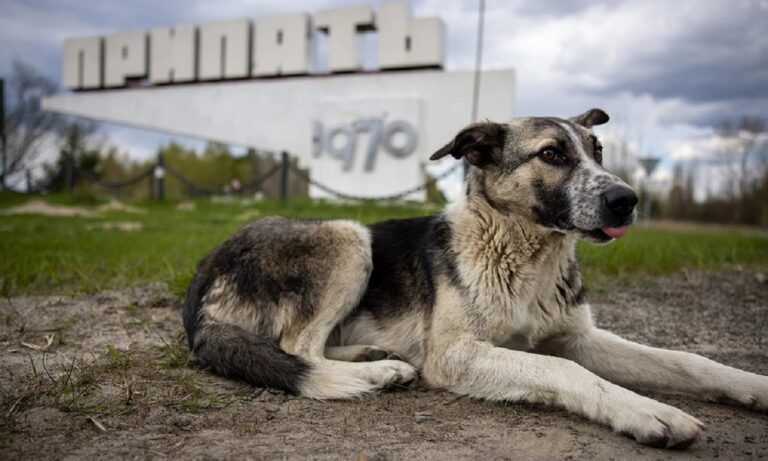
(602, 186, 638, 217)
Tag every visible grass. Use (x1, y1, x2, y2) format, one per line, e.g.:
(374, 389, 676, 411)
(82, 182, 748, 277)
(0, 191, 766, 297)
(578, 225, 768, 286)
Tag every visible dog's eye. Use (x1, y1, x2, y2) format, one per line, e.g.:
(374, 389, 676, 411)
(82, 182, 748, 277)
(594, 143, 603, 164)
(539, 148, 567, 166)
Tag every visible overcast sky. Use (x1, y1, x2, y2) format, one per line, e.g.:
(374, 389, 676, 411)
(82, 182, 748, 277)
(1, 0, 767, 196)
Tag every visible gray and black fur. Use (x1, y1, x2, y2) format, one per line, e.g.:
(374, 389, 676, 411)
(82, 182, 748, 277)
(183, 109, 768, 448)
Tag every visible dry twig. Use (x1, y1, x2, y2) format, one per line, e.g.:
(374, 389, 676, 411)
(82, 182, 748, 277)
(21, 334, 55, 352)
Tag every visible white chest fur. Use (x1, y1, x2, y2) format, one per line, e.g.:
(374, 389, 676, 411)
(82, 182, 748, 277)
(447, 199, 583, 348)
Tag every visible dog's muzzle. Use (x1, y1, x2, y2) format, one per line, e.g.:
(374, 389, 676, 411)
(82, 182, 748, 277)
(599, 186, 638, 238)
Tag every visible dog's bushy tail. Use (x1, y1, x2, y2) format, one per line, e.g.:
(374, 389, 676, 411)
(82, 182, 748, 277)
(181, 266, 310, 394)
(190, 322, 311, 394)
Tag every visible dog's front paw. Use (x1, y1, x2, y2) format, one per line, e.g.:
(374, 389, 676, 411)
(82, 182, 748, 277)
(717, 374, 768, 411)
(613, 397, 705, 449)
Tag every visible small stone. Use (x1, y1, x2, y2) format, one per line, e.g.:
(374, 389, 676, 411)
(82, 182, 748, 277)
(414, 411, 432, 423)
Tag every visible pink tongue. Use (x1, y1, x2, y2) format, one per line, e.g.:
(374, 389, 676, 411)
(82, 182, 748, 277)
(603, 225, 628, 239)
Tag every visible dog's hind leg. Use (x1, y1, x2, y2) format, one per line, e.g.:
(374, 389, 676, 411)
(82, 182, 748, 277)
(282, 222, 416, 399)
(185, 219, 415, 399)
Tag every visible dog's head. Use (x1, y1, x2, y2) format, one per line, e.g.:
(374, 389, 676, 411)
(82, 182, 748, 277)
(431, 109, 637, 243)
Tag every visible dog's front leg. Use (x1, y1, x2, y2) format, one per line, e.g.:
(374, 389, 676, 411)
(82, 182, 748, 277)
(423, 337, 704, 448)
(550, 328, 768, 410)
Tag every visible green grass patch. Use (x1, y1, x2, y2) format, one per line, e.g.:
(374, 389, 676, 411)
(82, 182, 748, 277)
(0, 191, 766, 296)
(578, 225, 768, 287)
(0, 193, 437, 296)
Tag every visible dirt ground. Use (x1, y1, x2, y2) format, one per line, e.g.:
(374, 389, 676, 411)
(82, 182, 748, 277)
(1, 269, 767, 460)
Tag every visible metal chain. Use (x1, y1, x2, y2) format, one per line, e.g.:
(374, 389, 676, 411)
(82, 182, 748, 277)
(287, 162, 461, 201)
(163, 163, 218, 195)
(239, 164, 281, 192)
(62, 155, 459, 202)
(163, 163, 282, 195)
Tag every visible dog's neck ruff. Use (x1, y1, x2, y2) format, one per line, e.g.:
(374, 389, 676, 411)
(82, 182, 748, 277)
(446, 173, 578, 294)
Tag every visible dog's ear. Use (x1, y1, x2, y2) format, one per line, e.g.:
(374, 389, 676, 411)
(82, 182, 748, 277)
(429, 122, 507, 167)
(570, 108, 610, 128)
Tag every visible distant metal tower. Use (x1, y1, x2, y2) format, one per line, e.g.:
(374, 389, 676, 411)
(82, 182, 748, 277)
(639, 157, 661, 223)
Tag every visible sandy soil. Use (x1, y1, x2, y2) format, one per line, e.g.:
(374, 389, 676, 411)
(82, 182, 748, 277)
(1, 199, 146, 218)
(1, 270, 766, 460)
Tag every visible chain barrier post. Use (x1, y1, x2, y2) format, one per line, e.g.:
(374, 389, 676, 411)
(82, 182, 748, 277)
(65, 150, 74, 196)
(148, 166, 154, 200)
(155, 153, 165, 201)
(280, 151, 289, 202)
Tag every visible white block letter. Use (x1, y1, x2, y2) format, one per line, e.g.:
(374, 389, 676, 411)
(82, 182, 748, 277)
(315, 6, 374, 73)
(104, 31, 148, 87)
(199, 19, 251, 80)
(252, 13, 310, 76)
(150, 25, 196, 83)
(62, 37, 102, 89)
(378, 3, 444, 70)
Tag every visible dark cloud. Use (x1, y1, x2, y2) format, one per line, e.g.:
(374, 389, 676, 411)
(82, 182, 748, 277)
(571, 1, 768, 109)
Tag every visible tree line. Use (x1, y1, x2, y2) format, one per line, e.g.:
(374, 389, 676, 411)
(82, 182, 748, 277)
(663, 117, 768, 227)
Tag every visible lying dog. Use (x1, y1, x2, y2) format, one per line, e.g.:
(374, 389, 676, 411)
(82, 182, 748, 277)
(183, 109, 768, 449)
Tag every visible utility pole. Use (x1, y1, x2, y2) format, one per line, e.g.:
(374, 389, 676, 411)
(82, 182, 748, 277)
(0, 78, 6, 189)
(465, 0, 486, 181)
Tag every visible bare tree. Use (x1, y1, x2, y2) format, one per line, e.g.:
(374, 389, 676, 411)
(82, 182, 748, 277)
(717, 116, 768, 198)
(713, 116, 768, 223)
(666, 162, 697, 221)
(1, 60, 62, 187)
(601, 136, 638, 184)
(43, 119, 100, 191)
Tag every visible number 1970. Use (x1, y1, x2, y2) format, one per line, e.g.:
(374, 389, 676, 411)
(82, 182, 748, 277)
(312, 118, 418, 172)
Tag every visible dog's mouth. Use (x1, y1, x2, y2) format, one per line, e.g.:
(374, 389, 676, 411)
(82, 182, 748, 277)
(579, 225, 630, 242)
(602, 225, 628, 239)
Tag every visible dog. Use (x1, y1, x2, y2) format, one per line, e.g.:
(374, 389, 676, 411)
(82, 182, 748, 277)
(183, 109, 768, 449)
